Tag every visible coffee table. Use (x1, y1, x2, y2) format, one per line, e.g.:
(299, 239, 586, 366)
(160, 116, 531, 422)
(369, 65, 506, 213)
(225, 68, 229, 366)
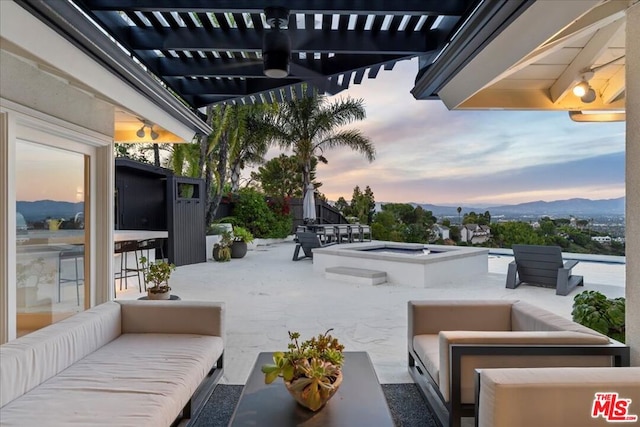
(229, 351, 394, 426)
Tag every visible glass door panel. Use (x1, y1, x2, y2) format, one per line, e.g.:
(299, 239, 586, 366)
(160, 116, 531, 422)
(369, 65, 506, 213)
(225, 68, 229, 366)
(15, 141, 87, 337)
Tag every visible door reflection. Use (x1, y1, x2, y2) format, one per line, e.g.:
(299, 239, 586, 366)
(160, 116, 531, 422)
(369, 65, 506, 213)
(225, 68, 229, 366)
(15, 141, 86, 337)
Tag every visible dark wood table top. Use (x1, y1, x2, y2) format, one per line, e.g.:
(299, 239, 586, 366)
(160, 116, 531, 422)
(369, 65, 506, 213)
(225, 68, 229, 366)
(229, 351, 394, 427)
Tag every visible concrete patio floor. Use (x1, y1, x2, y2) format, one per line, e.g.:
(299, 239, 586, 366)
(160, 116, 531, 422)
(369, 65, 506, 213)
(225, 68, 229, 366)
(115, 240, 625, 386)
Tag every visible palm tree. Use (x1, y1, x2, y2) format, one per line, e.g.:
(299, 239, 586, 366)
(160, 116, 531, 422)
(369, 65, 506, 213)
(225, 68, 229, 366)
(203, 104, 236, 223)
(260, 90, 375, 192)
(457, 206, 462, 224)
(228, 104, 278, 192)
(168, 142, 201, 177)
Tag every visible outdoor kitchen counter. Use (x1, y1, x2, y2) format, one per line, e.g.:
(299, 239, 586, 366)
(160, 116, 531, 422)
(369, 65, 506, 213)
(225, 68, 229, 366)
(20, 230, 168, 246)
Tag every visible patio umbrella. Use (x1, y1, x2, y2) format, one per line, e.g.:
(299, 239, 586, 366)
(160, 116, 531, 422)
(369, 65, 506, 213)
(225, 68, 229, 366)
(303, 184, 316, 223)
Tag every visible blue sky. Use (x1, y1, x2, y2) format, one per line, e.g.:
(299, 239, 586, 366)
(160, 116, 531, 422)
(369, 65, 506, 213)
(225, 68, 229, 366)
(265, 59, 626, 206)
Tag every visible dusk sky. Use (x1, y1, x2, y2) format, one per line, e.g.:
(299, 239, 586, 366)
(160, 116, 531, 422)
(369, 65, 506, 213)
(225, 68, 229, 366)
(263, 58, 626, 206)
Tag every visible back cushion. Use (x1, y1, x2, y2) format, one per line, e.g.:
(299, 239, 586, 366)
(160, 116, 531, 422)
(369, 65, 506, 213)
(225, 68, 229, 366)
(409, 300, 513, 336)
(0, 302, 121, 407)
(511, 301, 609, 340)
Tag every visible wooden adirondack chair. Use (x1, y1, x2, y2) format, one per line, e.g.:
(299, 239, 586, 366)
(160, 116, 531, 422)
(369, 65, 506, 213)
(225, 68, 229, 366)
(506, 244, 584, 296)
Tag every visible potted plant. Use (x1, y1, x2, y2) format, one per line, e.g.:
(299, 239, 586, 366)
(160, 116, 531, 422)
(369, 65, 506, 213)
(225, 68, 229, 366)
(212, 231, 233, 262)
(16, 257, 55, 308)
(261, 329, 344, 411)
(140, 256, 176, 300)
(572, 290, 625, 343)
(231, 226, 254, 259)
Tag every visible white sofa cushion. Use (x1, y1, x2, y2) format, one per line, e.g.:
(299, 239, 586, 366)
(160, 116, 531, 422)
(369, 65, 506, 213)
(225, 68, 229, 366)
(413, 334, 440, 386)
(478, 367, 640, 427)
(0, 333, 224, 427)
(0, 302, 121, 407)
(511, 301, 610, 339)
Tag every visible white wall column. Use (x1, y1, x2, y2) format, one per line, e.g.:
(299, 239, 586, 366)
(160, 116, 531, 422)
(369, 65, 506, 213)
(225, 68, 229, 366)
(625, 0, 640, 366)
(94, 144, 114, 304)
(0, 112, 17, 344)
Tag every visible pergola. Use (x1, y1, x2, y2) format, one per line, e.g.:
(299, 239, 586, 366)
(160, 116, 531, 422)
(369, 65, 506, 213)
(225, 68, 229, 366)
(1, 0, 637, 364)
(16, 0, 485, 139)
(28, 0, 479, 107)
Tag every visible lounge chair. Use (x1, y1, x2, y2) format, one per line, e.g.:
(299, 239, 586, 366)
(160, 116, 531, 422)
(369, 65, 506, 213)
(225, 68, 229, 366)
(408, 300, 629, 427)
(506, 244, 584, 296)
(292, 231, 336, 261)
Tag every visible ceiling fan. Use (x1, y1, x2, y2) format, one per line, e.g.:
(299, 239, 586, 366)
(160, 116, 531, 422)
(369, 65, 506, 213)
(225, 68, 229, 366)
(262, 6, 291, 78)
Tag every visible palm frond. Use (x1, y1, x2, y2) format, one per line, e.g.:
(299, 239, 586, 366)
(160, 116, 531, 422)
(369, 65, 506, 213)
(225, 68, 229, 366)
(317, 129, 375, 162)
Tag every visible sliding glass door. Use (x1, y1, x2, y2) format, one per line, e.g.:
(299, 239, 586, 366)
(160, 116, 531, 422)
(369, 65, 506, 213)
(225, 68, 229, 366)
(15, 140, 88, 337)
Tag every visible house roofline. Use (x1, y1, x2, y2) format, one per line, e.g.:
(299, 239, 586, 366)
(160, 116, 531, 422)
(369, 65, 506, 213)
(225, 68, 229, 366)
(15, 0, 212, 136)
(411, 0, 535, 100)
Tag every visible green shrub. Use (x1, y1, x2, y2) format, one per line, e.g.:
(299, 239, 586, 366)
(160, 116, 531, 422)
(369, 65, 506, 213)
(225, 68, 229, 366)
(232, 226, 254, 243)
(207, 223, 232, 235)
(231, 188, 292, 239)
(571, 290, 625, 343)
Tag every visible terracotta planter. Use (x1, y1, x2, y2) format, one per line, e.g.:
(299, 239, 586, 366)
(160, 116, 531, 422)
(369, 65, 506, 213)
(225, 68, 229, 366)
(284, 371, 343, 411)
(231, 241, 248, 258)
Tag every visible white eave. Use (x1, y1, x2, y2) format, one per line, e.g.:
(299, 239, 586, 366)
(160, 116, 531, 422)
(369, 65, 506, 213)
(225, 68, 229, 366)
(418, 0, 628, 113)
(0, 1, 210, 141)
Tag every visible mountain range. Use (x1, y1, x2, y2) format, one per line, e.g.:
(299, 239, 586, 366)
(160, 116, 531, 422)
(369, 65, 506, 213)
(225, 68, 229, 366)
(378, 197, 625, 218)
(19, 197, 625, 222)
(17, 200, 84, 222)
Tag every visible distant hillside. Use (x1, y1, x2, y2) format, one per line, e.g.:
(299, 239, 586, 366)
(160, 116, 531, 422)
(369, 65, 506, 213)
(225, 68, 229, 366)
(17, 200, 84, 222)
(487, 198, 624, 216)
(376, 197, 625, 217)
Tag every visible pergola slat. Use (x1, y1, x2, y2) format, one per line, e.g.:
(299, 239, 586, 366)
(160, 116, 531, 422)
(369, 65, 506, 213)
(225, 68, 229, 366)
(82, 0, 472, 16)
(125, 27, 437, 55)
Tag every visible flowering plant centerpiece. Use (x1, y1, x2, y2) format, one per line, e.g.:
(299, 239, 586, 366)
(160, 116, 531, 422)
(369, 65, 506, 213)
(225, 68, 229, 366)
(261, 329, 345, 411)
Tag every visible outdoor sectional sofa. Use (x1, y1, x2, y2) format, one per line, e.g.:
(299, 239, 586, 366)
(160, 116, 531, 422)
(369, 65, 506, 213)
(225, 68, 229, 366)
(408, 299, 630, 427)
(0, 299, 224, 426)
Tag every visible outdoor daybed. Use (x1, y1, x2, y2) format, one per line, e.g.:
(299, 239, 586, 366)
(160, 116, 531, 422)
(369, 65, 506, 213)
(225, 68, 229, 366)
(408, 299, 630, 427)
(475, 367, 640, 427)
(0, 300, 224, 426)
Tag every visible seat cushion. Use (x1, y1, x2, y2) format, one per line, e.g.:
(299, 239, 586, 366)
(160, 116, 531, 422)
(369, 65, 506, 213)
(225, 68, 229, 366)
(478, 367, 640, 427)
(0, 333, 224, 427)
(413, 334, 440, 385)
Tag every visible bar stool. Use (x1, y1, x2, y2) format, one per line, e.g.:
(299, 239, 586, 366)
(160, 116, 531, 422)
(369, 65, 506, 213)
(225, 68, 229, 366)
(57, 245, 84, 305)
(114, 240, 143, 294)
(138, 238, 166, 278)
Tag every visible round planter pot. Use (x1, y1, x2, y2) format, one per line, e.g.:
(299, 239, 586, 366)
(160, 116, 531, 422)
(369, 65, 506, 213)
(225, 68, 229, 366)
(284, 371, 343, 411)
(147, 289, 171, 300)
(231, 241, 248, 258)
(212, 246, 231, 262)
